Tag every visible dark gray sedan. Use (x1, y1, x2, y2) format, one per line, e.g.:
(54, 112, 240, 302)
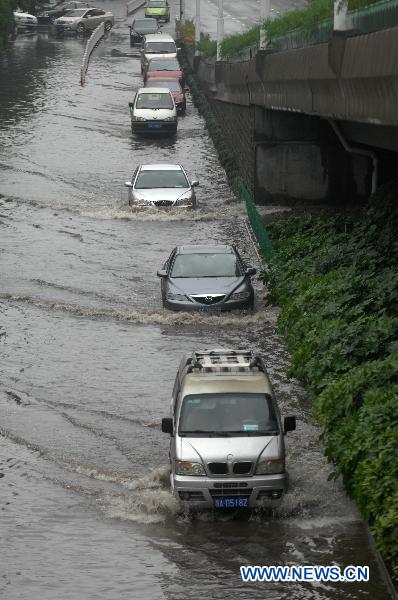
(128, 17, 160, 46)
(157, 245, 256, 312)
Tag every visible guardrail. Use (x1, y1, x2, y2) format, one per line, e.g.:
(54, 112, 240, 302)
(80, 22, 105, 86)
(241, 184, 275, 260)
(126, 0, 146, 16)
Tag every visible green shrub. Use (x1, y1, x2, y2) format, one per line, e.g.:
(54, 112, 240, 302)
(262, 181, 398, 584)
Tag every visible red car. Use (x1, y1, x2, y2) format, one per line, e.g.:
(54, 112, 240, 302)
(145, 77, 187, 113)
(143, 57, 185, 87)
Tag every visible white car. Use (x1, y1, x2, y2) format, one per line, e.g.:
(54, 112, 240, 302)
(129, 87, 177, 135)
(13, 10, 38, 30)
(54, 7, 114, 33)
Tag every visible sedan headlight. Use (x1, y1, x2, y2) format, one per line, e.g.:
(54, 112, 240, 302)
(256, 458, 284, 475)
(231, 290, 251, 301)
(167, 292, 186, 301)
(175, 460, 205, 476)
(132, 197, 151, 206)
(175, 193, 193, 206)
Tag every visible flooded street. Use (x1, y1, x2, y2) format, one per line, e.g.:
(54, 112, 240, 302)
(0, 3, 392, 598)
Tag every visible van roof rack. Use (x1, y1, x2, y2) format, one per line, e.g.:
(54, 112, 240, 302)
(185, 349, 265, 374)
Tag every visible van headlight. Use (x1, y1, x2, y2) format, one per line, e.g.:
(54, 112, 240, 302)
(175, 461, 205, 476)
(132, 116, 147, 122)
(231, 290, 250, 301)
(163, 116, 176, 122)
(256, 458, 284, 475)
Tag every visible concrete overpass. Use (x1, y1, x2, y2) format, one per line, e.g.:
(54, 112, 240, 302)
(189, 25, 398, 203)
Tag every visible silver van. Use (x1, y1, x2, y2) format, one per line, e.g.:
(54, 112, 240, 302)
(162, 349, 296, 510)
(140, 33, 177, 73)
(129, 88, 177, 135)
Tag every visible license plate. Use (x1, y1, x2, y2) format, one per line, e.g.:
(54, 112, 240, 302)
(198, 307, 221, 315)
(148, 123, 162, 129)
(214, 497, 249, 509)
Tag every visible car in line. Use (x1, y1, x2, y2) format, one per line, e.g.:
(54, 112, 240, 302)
(125, 164, 198, 209)
(144, 0, 170, 22)
(54, 7, 114, 33)
(129, 88, 177, 135)
(128, 17, 160, 46)
(37, 0, 89, 23)
(143, 57, 185, 87)
(161, 349, 296, 510)
(140, 33, 177, 72)
(145, 77, 186, 113)
(13, 10, 38, 30)
(157, 245, 256, 312)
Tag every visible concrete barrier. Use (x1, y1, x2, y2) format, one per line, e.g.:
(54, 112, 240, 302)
(126, 0, 146, 16)
(80, 22, 105, 86)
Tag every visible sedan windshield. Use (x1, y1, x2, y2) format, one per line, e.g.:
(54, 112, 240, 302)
(148, 80, 181, 92)
(65, 8, 86, 16)
(135, 170, 188, 189)
(179, 393, 278, 436)
(136, 93, 173, 109)
(148, 59, 179, 71)
(171, 253, 241, 278)
(145, 42, 176, 53)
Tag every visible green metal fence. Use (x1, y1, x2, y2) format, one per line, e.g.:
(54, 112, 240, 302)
(241, 184, 275, 260)
(349, 0, 398, 33)
(225, 0, 398, 59)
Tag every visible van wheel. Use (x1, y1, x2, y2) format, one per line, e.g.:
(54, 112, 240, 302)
(104, 20, 112, 32)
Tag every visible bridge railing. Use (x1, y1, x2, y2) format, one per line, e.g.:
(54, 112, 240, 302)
(241, 184, 275, 260)
(80, 22, 105, 85)
(224, 0, 398, 61)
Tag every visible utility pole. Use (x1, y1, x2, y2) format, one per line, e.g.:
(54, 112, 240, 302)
(334, 0, 348, 30)
(180, 0, 185, 23)
(195, 0, 201, 55)
(216, 0, 224, 61)
(259, 0, 270, 49)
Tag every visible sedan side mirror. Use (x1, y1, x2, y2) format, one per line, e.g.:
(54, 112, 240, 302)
(124, 181, 133, 188)
(157, 269, 167, 278)
(161, 417, 173, 434)
(191, 180, 199, 187)
(284, 415, 296, 434)
(245, 267, 257, 276)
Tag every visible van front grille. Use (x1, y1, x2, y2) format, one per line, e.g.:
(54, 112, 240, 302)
(208, 462, 228, 475)
(210, 487, 252, 498)
(233, 462, 252, 474)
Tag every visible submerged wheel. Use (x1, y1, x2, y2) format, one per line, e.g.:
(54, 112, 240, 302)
(104, 20, 112, 32)
(76, 22, 85, 33)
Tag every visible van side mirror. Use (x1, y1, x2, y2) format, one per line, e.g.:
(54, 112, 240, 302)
(157, 269, 167, 278)
(284, 416, 296, 434)
(129, 101, 134, 109)
(161, 417, 173, 434)
(245, 267, 257, 276)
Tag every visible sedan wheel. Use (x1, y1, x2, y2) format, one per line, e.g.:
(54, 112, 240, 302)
(104, 20, 112, 32)
(76, 22, 85, 33)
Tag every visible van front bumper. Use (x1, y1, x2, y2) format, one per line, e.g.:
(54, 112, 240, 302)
(171, 473, 288, 509)
(132, 121, 177, 134)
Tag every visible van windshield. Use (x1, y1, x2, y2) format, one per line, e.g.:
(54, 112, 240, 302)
(136, 92, 173, 109)
(179, 393, 278, 436)
(145, 42, 175, 53)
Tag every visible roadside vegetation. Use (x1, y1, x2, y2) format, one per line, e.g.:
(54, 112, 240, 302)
(261, 183, 398, 585)
(177, 0, 385, 59)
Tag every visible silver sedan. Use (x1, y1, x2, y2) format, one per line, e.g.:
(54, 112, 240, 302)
(124, 164, 198, 209)
(54, 8, 114, 33)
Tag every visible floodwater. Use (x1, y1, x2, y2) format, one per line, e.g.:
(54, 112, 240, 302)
(0, 2, 392, 599)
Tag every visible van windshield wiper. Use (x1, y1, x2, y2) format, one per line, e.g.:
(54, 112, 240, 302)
(179, 430, 230, 437)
